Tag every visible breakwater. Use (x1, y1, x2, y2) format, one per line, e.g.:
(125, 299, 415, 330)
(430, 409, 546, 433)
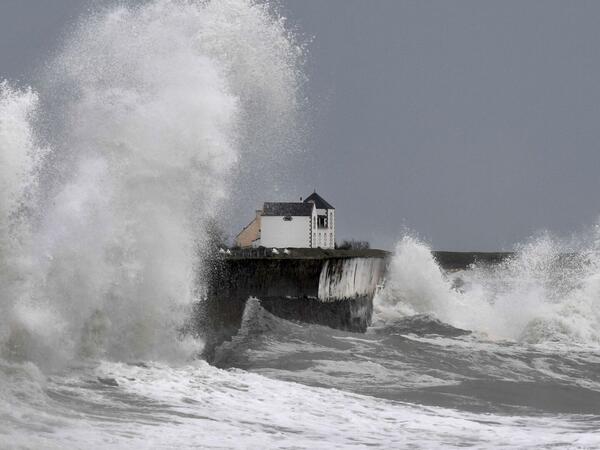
(432, 251, 513, 270)
(199, 249, 387, 357)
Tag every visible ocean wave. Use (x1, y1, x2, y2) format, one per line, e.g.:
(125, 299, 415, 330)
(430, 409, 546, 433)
(375, 233, 600, 345)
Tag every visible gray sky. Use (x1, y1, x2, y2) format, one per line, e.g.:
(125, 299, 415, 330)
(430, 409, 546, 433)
(2, 1, 600, 251)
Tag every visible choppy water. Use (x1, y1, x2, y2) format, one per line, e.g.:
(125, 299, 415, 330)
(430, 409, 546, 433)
(2, 0, 600, 448)
(3, 289, 600, 448)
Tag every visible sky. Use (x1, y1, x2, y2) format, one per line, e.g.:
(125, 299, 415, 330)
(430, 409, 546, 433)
(2, 0, 600, 251)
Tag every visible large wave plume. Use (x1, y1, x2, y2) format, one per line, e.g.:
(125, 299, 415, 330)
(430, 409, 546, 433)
(0, 0, 304, 367)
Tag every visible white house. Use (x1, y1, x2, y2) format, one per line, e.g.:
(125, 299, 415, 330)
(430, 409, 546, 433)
(235, 192, 336, 249)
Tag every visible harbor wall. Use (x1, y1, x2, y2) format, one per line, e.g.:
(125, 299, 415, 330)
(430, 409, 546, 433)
(198, 249, 388, 358)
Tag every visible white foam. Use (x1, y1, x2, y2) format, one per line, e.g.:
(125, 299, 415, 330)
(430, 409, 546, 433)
(0, 83, 45, 354)
(1, 361, 598, 449)
(376, 233, 600, 345)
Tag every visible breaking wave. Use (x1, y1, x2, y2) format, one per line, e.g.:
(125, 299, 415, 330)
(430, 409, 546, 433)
(0, 0, 304, 368)
(375, 231, 600, 345)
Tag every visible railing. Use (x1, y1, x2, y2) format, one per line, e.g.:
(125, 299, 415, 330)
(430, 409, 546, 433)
(225, 247, 271, 258)
(220, 247, 391, 260)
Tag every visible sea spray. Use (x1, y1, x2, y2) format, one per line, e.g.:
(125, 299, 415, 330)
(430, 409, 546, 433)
(0, 83, 45, 360)
(318, 258, 385, 301)
(0, 0, 304, 367)
(375, 233, 600, 344)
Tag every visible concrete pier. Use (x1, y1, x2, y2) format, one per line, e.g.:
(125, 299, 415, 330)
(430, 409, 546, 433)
(198, 249, 388, 357)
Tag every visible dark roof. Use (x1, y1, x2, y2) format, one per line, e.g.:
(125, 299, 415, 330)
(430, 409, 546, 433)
(262, 202, 314, 216)
(303, 192, 334, 209)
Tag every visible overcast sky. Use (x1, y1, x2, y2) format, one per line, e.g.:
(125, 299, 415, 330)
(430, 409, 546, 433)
(2, 1, 600, 251)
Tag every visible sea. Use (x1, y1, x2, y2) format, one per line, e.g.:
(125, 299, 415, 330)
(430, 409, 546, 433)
(1, 1, 599, 448)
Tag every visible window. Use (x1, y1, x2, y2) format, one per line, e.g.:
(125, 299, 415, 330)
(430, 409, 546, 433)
(317, 215, 328, 229)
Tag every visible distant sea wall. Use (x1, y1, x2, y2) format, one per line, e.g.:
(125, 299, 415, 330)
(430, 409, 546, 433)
(432, 251, 513, 270)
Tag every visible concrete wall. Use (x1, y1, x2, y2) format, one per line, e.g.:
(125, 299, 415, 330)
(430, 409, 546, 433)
(198, 252, 388, 361)
(261, 215, 311, 248)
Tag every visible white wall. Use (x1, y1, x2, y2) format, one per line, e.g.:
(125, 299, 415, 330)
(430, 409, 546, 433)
(261, 215, 311, 248)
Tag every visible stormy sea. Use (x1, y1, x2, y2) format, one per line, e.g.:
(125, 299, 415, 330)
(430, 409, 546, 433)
(1, 1, 600, 448)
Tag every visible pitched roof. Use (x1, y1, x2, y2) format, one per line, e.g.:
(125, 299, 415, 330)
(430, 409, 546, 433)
(303, 192, 334, 209)
(262, 202, 314, 217)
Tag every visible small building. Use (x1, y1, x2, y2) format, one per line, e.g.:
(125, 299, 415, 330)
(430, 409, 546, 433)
(235, 192, 335, 249)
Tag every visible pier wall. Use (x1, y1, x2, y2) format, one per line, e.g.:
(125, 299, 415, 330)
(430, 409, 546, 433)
(199, 249, 388, 357)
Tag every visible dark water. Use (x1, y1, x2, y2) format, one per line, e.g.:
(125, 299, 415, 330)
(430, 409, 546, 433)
(216, 298, 600, 417)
